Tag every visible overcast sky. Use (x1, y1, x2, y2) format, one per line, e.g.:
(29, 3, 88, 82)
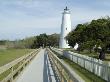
(0, 0, 110, 40)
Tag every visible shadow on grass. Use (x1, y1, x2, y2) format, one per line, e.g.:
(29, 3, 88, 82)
(64, 58, 106, 82)
(50, 49, 106, 82)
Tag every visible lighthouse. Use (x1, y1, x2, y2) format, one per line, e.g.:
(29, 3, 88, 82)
(59, 7, 71, 48)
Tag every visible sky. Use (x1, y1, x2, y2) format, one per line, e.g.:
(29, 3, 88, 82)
(0, 0, 110, 40)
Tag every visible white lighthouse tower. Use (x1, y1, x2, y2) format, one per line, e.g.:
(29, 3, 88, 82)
(59, 7, 71, 48)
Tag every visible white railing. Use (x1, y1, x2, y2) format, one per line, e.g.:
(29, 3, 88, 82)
(51, 47, 63, 55)
(51, 48, 110, 82)
(0, 49, 40, 82)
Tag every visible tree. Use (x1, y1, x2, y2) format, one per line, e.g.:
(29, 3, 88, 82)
(31, 33, 60, 48)
(35, 33, 48, 47)
(66, 17, 110, 59)
(66, 24, 88, 50)
(47, 33, 59, 47)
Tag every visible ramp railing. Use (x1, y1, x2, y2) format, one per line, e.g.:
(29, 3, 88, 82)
(47, 48, 84, 82)
(0, 49, 40, 82)
(51, 47, 110, 82)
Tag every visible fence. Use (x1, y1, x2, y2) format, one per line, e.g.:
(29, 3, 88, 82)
(51, 47, 63, 55)
(51, 48, 110, 82)
(0, 49, 40, 82)
(47, 48, 85, 82)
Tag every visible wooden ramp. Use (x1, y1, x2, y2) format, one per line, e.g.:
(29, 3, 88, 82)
(15, 49, 56, 82)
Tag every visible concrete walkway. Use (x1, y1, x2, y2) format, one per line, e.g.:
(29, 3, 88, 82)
(16, 49, 56, 82)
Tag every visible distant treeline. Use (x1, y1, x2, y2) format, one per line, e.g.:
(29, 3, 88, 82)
(0, 33, 59, 49)
(0, 40, 7, 45)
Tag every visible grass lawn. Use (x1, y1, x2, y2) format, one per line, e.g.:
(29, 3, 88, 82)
(65, 49, 110, 63)
(0, 49, 34, 66)
(0, 49, 35, 81)
(64, 58, 106, 82)
(51, 49, 106, 82)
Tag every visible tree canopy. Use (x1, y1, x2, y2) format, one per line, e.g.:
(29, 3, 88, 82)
(2, 33, 59, 49)
(66, 17, 110, 59)
(31, 33, 59, 48)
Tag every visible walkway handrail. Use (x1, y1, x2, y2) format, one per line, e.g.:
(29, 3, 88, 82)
(52, 48, 110, 82)
(51, 47, 63, 55)
(47, 48, 85, 82)
(0, 48, 40, 82)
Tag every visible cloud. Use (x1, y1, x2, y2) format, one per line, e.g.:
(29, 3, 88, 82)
(0, 0, 110, 40)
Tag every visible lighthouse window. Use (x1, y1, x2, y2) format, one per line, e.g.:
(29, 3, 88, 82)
(66, 28, 67, 30)
(66, 40, 68, 44)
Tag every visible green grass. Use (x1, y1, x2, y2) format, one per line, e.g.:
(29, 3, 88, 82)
(78, 51, 110, 63)
(64, 58, 106, 82)
(66, 49, 110, 63)
(51, 49, 106, 82)
(0, 69, 11, 81)
(0, 49, 34, 66)
(0, 49, 35, 81)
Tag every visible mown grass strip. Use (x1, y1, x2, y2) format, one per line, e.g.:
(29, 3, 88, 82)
(64, 58, 106, 82)
(0, 49, 34, 66)
(66, 49, 110, 62)
(0, 49, 35, 81)
(0, 69, 11, 81)
(51, 49, 106, 82)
